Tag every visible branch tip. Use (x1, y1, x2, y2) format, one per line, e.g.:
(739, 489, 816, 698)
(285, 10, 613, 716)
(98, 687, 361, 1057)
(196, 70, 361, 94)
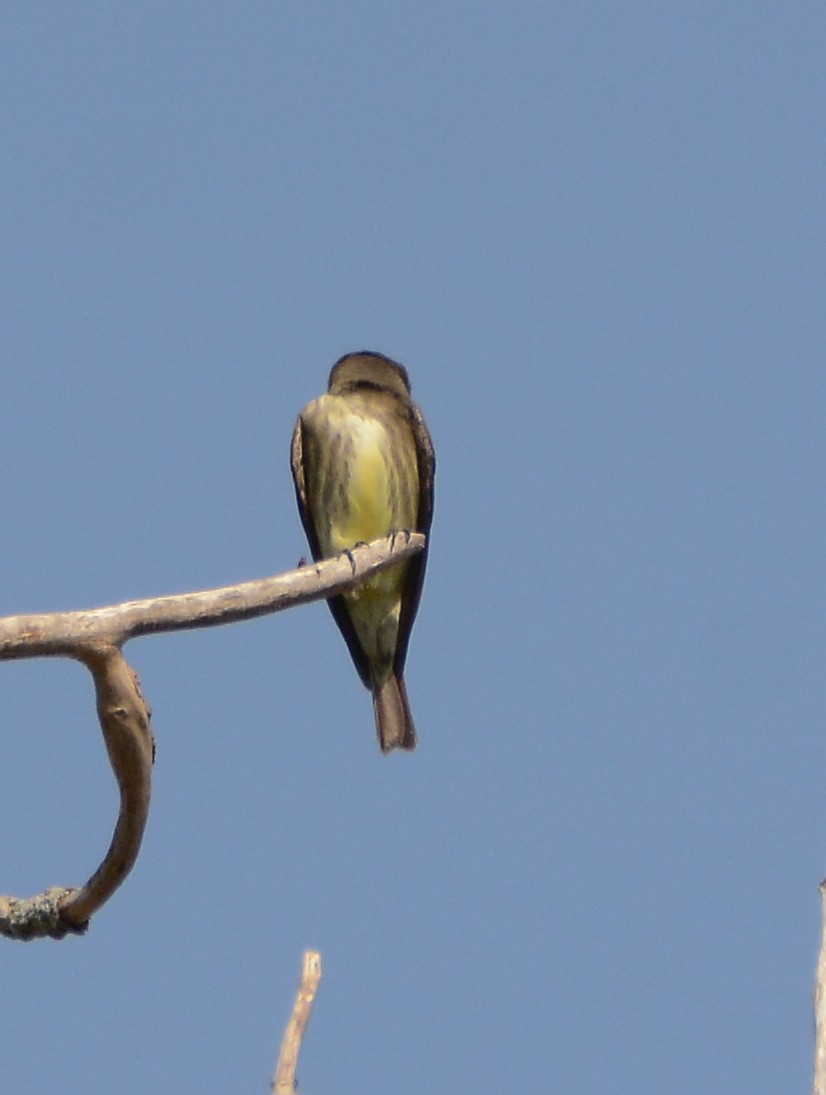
(272, 950, 323, 1094)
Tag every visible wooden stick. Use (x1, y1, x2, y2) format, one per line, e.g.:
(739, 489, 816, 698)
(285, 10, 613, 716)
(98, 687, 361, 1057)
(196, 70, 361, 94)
(814, 881, 826, 1095)
(273, 951, 323, 1094)
(0, 535, 424, 940)
(0, 646, 154, 940)
(0, 534, 424, 658)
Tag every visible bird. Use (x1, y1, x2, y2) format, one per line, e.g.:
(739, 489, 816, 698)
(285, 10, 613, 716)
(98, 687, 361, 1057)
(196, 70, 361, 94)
(290, 351, 435, 753)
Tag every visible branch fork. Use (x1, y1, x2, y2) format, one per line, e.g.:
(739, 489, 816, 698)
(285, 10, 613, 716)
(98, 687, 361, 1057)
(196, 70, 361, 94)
(0, 534, 424, 941)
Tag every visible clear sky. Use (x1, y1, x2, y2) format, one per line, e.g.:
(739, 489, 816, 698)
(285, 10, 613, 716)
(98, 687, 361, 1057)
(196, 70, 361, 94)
(1, 4, 823, 1093)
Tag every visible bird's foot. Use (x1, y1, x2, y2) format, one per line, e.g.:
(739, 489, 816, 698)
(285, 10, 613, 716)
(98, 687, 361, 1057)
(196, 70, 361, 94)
(342, 542, 368, 574)
(389, 528, 412, 551)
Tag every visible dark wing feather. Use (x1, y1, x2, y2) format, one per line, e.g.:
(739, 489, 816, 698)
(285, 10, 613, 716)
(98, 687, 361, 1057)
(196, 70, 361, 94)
(393, 400, 436, 675)
(290, 414, 374, 689)
(289, 418, 322, 559)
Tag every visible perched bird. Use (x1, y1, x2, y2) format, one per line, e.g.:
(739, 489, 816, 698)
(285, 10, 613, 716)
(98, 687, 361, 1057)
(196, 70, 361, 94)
(290, 351, 435, 752)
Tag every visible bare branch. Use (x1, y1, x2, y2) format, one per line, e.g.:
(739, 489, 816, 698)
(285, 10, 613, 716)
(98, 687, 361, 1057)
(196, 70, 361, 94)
(273, 950, 323, 1094)
(0, 887, 80, 942)
(0, 646, 154, 941)
(59, 647, 154, 930)
(0, 536, 424, 940)
(814, 881, 826, 1095)
(0, 533, 425, 659)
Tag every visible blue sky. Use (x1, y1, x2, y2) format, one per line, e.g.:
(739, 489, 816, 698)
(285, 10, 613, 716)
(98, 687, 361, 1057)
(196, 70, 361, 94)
(1, 4, 824, 1092)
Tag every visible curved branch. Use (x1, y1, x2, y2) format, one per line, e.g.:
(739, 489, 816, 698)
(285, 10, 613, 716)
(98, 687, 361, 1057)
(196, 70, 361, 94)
(0, 646, 154, 941)
(59, 646, 154, 930)
(0, 533, 425, 659)
(273, 950, 323, 1094)
(0, 535, 424, 941)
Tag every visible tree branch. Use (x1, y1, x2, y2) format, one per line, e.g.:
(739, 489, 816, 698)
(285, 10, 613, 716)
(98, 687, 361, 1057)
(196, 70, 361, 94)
(0, 533, 425, 658)
(814, 881, 826, 1095)
(0, 645, 154, 940)
(273, 950, 323, 1094)
(0, 535, 424, 941)
(60, 646, 155, 930)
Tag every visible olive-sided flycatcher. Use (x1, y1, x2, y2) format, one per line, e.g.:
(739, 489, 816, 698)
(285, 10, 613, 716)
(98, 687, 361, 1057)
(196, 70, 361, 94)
(290, 351, 435, 753)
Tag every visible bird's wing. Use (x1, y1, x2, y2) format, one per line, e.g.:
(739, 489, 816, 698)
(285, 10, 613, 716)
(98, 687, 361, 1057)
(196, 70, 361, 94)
(289, 416, 323, 561)
(393, 402, 436, 675)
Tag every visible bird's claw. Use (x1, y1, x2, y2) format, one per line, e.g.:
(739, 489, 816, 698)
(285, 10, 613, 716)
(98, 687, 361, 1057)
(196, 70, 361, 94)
(343, 544, 367, 574)
(390, 528, 412, 551)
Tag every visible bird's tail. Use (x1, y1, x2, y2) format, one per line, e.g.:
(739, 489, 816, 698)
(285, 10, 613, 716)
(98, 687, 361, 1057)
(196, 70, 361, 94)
(372, 672, 417, 753)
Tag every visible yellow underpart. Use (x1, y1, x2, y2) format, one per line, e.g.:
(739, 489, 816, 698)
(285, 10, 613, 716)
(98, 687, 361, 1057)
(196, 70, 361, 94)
(328, 417, 394, 552)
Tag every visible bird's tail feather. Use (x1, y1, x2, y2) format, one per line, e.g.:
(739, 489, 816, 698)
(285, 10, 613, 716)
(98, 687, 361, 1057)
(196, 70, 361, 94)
(373, 673, 417, 753)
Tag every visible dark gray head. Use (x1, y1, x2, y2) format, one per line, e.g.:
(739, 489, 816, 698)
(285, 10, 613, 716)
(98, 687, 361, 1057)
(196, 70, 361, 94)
(328, 351, 411, 399)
